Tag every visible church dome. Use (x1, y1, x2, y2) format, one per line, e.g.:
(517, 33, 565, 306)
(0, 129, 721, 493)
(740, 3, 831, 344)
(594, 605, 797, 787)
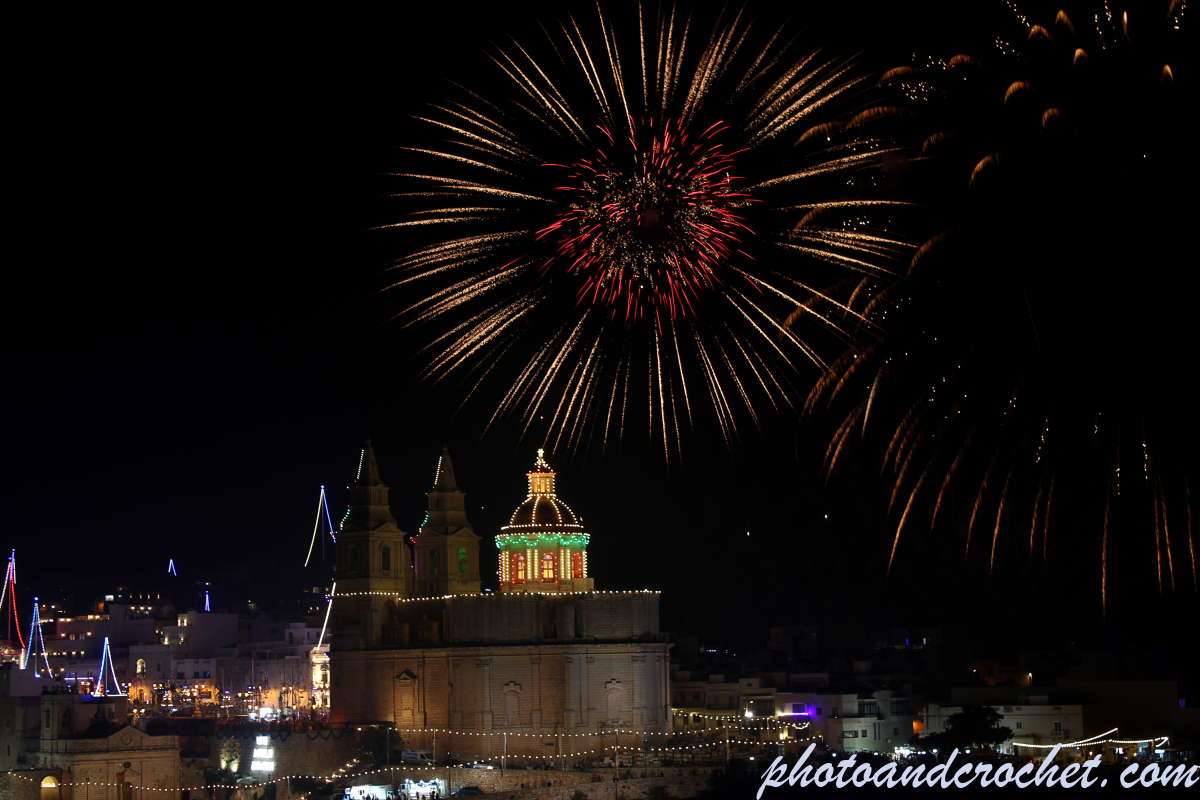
(500, 450, 584, 532)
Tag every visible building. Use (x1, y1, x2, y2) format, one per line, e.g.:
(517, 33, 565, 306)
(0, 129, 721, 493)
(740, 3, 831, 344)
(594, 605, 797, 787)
(328, 443, 672, 761)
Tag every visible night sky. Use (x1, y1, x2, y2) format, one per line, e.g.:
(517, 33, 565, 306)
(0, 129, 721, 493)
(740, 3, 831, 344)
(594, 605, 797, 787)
(8, 0, 1195, 658)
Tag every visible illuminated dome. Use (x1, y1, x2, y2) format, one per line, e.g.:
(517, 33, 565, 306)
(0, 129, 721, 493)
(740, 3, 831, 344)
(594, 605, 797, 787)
(501, 450, 584, 532)
(497, 449, 592, 593)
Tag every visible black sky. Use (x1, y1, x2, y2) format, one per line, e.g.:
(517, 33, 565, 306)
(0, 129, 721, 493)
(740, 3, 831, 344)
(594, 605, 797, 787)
(7, 0, 1195, 656)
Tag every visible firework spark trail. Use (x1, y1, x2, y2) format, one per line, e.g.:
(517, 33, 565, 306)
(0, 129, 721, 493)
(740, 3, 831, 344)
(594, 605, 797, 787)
(890, 435, 926, 512)
(1043, 476, 1055, 559)
(670, 326, 694, 428)
(724, 288, 822, 372)
(890, 461, 932, 574)
(1102, 479, 1110, 622)
(990, 464, 1015, 572)
(1029, 481, 1045, 564)
(653, 331, 669, 459)
(601, 360, 621, 457)
(1153, 479, 1164, 593)
(966, 455, 999, 557)
(721, 321, 782, 415)
(693, 327, 735, 448)
(1158, 476, 1176, 593)
(931, 434, 971, 529)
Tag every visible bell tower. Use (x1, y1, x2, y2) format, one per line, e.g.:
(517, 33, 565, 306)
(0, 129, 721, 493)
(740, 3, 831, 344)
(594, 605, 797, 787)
(331, 440, 414, 650)
(412, 446, 482, 597)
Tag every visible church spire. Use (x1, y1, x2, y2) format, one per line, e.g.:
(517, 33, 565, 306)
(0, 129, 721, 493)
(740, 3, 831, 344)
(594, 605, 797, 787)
(422, 446, 472, 535)
(357, 439, 383, 485)
(433, 445, 459, 490)
(342, 439, 399, 532)
(415, 446, 481, 597)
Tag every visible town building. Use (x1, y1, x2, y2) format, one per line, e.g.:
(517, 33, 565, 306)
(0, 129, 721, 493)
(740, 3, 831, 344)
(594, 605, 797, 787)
(328, 443, 672, 761)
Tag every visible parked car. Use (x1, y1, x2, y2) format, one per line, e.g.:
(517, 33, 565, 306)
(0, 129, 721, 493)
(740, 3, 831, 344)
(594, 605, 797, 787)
(450, 789, 483, 797)
(468, 761, 495, 770)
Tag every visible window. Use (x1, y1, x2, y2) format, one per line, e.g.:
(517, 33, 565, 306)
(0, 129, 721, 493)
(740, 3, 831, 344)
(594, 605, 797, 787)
(1054, 721, 1062, 732)
(205, 671, 211, 678)
(1016, 722, 1023, 730)
(893, 727, 900, 736)
(891, 700, 911, 715)
(541, 552, 556, 580)
(381, 544, 392, 572)
(817, 707, 823, 716)
(512, 552, 526, 583)
(692, 692, 700, 701)
(347, 543, 359, 572)
(194, 671, 200, 678)
(832, 707, 838, 717)
(862, 730, 870, 739)
(861, 702, 878, 716)
(572, 552, 583, 578)
(844, 731, 857, 739)
(458, 547, 467, 575)
(429, 550, 438, 574)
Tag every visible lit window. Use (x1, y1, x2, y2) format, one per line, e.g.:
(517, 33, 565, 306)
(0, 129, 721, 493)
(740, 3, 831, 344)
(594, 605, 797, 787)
(458, 547, 467, 575)
(541, 552, 555, 580)
(512, 553, 526, 583)
(572, 552, 583, 578)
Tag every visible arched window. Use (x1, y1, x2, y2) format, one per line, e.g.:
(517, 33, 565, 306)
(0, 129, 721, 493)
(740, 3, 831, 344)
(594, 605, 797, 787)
(428, 550, 438, 574)
(458, 547, 468, 575)
(572, 552, 583, 578)
(136, 658, 146, 676)
(512, 552, 526, 583)
(347, 544, 359, 572)
(381, 544, 392, 572)
(541, 552, 555, 580)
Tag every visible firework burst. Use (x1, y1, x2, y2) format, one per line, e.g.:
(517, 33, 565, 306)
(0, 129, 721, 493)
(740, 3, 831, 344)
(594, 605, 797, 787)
(382, 2, 913, 460)
(804, 0, 1194, 614)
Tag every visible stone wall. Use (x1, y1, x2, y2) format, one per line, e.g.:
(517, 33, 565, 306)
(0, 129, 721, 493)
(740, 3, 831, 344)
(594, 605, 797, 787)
(332, 642, 672, 756)
(216, 731, 359, 779)
(439, 770, 711, 799)
(0, 769, 63, 800)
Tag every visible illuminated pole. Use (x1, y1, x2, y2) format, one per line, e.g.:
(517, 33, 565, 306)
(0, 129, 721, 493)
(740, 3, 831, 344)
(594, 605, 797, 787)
(614, 730, 619, 783)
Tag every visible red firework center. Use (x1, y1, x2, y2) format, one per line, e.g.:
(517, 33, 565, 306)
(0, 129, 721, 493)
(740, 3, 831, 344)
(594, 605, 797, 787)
(537, 117, 756, 324)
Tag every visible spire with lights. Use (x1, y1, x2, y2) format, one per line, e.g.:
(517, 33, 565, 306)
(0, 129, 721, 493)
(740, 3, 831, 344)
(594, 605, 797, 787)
(414, 446, 481, 597)
(497, 449, 593, 593)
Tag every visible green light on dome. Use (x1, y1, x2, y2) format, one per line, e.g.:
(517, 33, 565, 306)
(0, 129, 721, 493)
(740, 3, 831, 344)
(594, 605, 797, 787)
(495, 533, 590, 549)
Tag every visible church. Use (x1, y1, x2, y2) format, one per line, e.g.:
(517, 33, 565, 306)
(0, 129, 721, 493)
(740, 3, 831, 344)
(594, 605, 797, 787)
(328, 442, 672, 760)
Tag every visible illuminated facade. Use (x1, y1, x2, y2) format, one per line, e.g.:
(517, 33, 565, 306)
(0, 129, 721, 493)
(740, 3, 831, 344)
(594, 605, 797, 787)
(329, 444, 671, 760)
(498, 450, 593, 593)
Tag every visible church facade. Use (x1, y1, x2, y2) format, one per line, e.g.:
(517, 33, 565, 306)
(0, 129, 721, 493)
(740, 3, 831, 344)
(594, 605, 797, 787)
(328, 443, 672, 760)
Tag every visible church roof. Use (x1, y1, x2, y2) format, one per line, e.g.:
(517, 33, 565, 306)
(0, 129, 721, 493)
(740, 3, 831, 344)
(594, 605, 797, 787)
(501, 450, 585, 533)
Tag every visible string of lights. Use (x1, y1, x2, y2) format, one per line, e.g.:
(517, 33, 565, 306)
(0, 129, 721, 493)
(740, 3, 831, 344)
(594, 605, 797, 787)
(330, 590, 659, 599)
(2, 752, 733, 792)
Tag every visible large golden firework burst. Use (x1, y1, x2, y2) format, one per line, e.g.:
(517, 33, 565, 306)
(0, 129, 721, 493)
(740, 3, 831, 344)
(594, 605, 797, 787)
(381, 2, 915, 461)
